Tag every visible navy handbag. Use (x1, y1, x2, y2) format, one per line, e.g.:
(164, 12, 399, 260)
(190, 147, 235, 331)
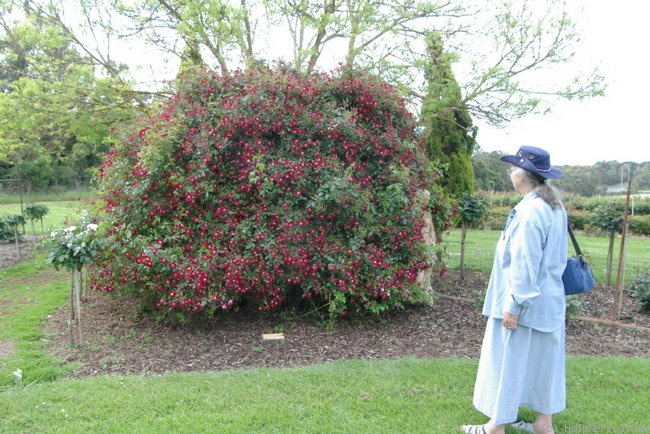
(562, 225, 596, 295)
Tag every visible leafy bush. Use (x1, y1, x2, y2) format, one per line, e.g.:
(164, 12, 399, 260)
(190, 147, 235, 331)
(565, 295, 583, 318)
(428, 184, 455, 237)
(43, 213, 102, 272)
(1, 214, 25, 243)
(566, 211, 592, 231)
(628, 215, 650, 237)
(93, 66, 436, 321)
(24, 203, 49, 236)
(0, 218, 14, 243)
(628, 265, 650, 313)
(456, 193, 489, 229)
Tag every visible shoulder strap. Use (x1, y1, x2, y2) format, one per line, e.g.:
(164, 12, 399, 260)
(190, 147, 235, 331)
(568, 223, 583, 257)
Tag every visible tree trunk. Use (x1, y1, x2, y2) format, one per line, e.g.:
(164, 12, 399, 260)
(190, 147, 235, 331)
(13, 226, 22, 261)
(30, 220, 37, 243)
(74, 269, 83, 344)
(606, 233, 615, 286)
(611, 180, 632, 320)
(69, 270, 83, 345)
(460, 222, 468, 282)
(69, 274, 75, 345)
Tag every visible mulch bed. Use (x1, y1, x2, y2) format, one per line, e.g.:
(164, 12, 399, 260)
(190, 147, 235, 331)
(2, 240, 649, 378)
(41, 271, 650, 379)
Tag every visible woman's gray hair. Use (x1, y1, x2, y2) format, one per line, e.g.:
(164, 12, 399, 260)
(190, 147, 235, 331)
(511, 167, 563, 210)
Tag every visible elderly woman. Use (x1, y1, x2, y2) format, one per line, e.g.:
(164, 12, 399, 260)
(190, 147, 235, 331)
(462, 146, 567, 434)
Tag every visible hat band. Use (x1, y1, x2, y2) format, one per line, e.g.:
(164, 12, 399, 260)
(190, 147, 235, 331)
(520, 159, 551, 172)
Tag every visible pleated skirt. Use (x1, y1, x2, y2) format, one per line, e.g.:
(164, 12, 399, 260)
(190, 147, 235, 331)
(473, 318, 566, 425)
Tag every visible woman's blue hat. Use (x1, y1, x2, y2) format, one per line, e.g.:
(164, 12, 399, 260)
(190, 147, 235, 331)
(500, 146, 564, 179)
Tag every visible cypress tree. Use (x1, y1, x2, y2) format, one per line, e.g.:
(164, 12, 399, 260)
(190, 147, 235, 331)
(421, 31, 477, 198)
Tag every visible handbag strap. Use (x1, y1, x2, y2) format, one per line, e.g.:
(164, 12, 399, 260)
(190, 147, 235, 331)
(567, 223, 583, 257)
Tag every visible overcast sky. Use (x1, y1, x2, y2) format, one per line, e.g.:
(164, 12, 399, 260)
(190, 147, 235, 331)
(474, 0, 649, 166)
(113, 0, 648, 167)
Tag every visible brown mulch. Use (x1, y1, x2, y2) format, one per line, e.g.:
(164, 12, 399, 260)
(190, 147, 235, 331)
(2, 240, 649, 378)
(42, 273, 650, 379)
(0, 239, 40, 269)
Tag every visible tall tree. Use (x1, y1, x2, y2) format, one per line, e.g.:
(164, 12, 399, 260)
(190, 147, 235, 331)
(459, 0, 604, 126)
(105, 0, 604, 125)
(0, 2, 142, 190)
(472, 149, 510, 192)
(421, 30, 476, 198)
(1, 0, 608, 192)
(114, 0, 257, 75)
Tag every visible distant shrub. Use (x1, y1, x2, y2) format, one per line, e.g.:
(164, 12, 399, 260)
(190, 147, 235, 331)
(569, 195, 650, 216)
(1, 214, 25, 243)
(0, 218, 13, 243)
(567, 211, 592, 231)
(628, 265, 650, 313)
(482, 207, 510, 231)
(24, 203, 49, 237)
(628, 215, 650, 237)
(488, 193, 519, 208)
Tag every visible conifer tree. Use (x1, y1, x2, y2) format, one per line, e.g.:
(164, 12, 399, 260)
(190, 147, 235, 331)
(421, 31, 476, 198)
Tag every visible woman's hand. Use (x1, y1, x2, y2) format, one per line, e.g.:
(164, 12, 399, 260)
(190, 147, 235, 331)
(502, 312, 518, 330)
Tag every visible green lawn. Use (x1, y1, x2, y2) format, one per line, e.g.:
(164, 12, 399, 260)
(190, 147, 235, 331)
(0, 356, 648, 433)
(0, 256, 70, 386)
(1, 204, 649, 433)
(444, 229, 649, 285)
(0, 200, 90, 235)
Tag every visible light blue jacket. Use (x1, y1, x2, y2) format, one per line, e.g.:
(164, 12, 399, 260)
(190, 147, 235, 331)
(482, 191, 568, 332)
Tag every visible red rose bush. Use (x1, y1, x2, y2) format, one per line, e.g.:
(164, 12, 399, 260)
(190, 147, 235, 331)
(93, 66, 435, 321)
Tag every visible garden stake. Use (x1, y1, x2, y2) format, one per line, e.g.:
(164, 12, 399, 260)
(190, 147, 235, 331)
(69, 275, 75, 345)
(75, 269, 83, 344)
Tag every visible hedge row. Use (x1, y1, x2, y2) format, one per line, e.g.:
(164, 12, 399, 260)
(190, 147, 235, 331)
(486, 192, 650, 216)
(478, 207, 650, 236)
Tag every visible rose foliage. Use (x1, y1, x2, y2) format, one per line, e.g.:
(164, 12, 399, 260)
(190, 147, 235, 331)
(93, 66, 436, 321)
(44, 213, 102, 272)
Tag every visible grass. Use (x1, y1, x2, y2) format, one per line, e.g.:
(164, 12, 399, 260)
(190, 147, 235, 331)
(0, 357, 648, 433)
(0, 201, 90, 236)
(444, 229, 649, 285)
(0, 255, 70, 386)
(0, 201, 649, 432)
(0, 189, 94, 204)
(0, 190, 94, 237)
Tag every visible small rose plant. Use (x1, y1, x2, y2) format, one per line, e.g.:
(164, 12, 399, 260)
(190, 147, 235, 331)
(44, 214, 102, 272)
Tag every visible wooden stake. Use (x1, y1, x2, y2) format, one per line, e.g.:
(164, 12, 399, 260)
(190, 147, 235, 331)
(611, 180, 631, 321)
(74, 269, 83, 344)
(69, 274, 75, 345)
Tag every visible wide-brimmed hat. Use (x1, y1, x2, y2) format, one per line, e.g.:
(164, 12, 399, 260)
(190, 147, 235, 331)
(500, 146, 564, 179)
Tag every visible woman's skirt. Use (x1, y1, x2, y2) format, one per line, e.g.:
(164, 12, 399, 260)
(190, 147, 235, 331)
(473, 317, 566, 425)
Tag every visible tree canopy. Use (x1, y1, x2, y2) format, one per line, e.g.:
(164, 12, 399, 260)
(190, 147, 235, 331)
(0, 1, 148, 190)
(0, 0, 606, 192)
(421, 30, 476, 198)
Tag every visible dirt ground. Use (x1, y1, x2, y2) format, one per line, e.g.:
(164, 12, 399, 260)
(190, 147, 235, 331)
(2, 240, 649, 378)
